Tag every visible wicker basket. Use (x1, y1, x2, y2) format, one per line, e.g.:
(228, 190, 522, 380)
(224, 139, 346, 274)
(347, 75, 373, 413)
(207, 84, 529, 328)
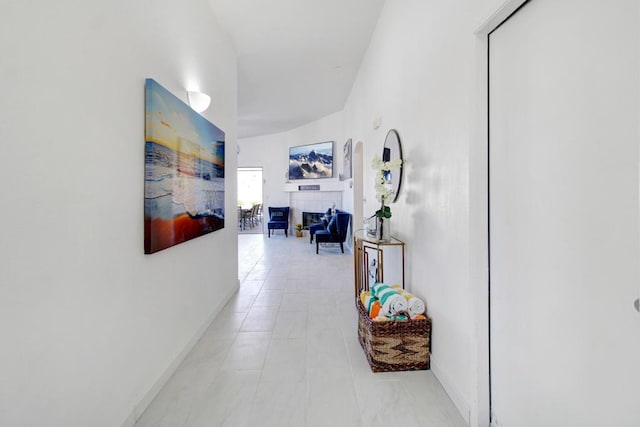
(356, 299, 431, 372)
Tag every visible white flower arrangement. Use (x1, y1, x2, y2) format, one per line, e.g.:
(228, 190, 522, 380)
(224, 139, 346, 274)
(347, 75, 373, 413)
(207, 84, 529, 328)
(371, 155, 402, 218)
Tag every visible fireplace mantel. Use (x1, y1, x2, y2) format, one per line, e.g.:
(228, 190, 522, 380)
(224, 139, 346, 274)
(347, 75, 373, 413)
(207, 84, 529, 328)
(284, 181, 346, 192)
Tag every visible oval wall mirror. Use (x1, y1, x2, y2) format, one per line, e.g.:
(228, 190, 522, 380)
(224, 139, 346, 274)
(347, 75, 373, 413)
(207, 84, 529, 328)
(382, 129, 403, 203)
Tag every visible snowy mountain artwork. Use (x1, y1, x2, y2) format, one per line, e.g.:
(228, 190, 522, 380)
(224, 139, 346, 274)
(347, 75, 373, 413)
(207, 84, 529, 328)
(288, 141, 334, 180)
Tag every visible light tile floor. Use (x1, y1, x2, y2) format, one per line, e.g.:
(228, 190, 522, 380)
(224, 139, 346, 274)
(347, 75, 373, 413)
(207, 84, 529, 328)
(135, 234, 467, 427)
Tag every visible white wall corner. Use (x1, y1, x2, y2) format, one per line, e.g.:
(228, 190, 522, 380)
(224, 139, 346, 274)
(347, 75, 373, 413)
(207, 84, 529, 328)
(474, 0, 529, 35)
(431, 356, 471, 426)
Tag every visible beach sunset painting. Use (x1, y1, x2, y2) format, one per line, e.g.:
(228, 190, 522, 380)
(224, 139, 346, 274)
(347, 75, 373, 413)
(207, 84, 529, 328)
(144, 78, 225, 254)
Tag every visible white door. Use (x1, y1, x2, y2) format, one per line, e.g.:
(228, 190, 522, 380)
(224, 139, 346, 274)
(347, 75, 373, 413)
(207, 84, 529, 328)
(489, 1, 640, 426)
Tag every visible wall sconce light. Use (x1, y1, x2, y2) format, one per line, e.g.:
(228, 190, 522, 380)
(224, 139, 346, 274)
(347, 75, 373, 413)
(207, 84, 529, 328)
(187, 91, 211, 113)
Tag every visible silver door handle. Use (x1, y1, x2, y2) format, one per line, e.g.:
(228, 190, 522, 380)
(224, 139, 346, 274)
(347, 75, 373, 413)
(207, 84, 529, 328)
(635, 298, 639, 312)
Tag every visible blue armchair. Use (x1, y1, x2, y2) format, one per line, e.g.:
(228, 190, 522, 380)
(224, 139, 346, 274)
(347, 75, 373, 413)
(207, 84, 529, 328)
(309, 208, 332, 244)
(315, 211, 351, 254)
(267, 207, 290, 238)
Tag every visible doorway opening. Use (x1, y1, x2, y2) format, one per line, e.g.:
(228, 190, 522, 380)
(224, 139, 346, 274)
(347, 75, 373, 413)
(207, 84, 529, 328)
(237, 167, 264, 234)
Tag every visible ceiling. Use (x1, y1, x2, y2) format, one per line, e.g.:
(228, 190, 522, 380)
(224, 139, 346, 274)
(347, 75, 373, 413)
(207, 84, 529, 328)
(208, 0, 386, 139)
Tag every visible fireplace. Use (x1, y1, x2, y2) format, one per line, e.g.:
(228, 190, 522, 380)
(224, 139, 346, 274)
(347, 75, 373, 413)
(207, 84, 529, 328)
(302, 211, 326, 230)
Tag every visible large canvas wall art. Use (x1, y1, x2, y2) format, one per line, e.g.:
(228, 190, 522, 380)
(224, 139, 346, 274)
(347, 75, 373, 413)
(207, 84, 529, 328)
(144, 78, 225, 254)
(288, 141, 333, 180)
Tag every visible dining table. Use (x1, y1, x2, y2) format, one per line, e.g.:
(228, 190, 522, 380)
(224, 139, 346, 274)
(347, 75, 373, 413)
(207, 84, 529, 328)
(238, 206, 253, 230)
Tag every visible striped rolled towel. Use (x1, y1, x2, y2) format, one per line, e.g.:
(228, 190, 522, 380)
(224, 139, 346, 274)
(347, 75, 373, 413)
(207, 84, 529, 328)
(370, 282, 408, 317)
(360, 291, 382, 319)
(391, 285, 426, 318)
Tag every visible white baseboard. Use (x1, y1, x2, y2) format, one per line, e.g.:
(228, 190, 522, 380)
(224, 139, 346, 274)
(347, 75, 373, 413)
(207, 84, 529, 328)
(431, 355, 471, 426)
(121, 282, 239, 427)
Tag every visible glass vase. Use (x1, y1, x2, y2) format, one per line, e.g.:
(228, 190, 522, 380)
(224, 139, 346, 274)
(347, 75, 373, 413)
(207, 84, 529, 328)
(376, 216, 391, 242)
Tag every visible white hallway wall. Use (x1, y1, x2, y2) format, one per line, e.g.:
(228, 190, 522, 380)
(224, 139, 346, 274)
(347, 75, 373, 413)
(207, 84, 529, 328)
(0, 1, 238, 426)
(239, 0, 509, 425)
(346, 0, 479, 420)
(345, 1, 509, 423)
